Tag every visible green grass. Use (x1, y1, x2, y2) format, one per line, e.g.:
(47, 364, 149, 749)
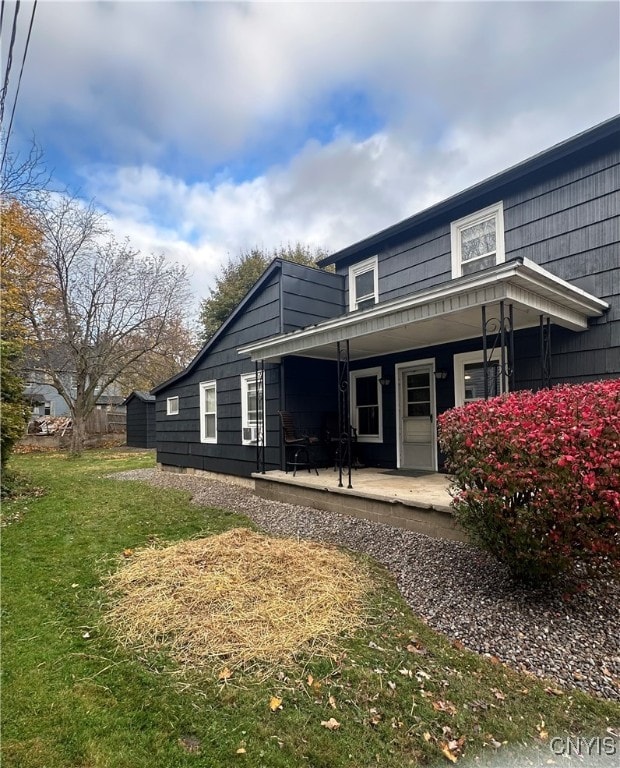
(2, 449, 618, 768)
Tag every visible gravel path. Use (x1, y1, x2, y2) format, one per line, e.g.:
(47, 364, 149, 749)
(113, 468, 620, 701)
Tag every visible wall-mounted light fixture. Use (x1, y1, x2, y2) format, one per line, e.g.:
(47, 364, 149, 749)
(379, 376, 391, 387)
(434, 370, 448, 381)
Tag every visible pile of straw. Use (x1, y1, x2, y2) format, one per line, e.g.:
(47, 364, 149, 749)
(105, 527, 372, 671)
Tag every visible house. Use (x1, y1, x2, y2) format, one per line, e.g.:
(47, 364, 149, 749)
(23, 353, 125, 420)
(153, 116, 619, 482)
(124, 391, 157, 448)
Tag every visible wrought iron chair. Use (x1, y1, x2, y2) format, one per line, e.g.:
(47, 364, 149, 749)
(278, 411, 319, 476)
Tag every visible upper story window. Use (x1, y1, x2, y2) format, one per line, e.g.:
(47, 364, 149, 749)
(349, 256, 378, 311)
(240, 372, 265, 445)
(199, 381, 217, 443)
(450, 202, 505, 278)
(166, 396, 179, 416)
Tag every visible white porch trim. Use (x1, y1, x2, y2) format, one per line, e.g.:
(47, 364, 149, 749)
(238, 258, 608, 363)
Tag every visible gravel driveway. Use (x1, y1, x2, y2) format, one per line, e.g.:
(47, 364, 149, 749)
(113, 468, 619, 701)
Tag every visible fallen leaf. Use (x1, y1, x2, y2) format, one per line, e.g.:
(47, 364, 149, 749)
(368, 708, 382, 726)
(407, 642, 427, 655)
(71, 583, 79, 588)
(122, 548, 133, 558)
(321, 717, 340, 731)
(452, 640, 465, 650)
(432, 700, 457, 716)
(269, 696, 283, 712)
(441, 743, 458, 763)
(236, 747, 246, 755)
(82, 631, 91, 639)
(307, 674, 313, 686)
(423, 731, 432, 742)
(544, 686, 564, 696)
(218, 667, 232, 681)
(491, 688, 505, 701)
(328, 695, 337, 709)
(387, 680, 396, 691)
(398, 668, 413, 677)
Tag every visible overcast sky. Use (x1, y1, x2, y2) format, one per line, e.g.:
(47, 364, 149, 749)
(5, 0, 620, 315)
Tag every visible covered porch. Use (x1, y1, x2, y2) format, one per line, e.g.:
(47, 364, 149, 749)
(240, 257, 608, 489)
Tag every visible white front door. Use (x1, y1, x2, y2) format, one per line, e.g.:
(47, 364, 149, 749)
(398, 364, 436, 471)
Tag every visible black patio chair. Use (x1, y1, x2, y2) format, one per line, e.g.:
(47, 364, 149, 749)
(278, 411, 319, 477)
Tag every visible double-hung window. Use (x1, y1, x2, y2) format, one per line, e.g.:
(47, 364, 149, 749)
(240, 372, 265, 445)
(350, 367, 383, 443)
(349, 256, 378, 311)
(453, 350, 504, 406)
(199, 381, 217, 443)
(451, 202, 505, 278)
(166, 396, 179, 415)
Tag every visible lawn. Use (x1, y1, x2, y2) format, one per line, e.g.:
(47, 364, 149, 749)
(2, 449, 618, 768)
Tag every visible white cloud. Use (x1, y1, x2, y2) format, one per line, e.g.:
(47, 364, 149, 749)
(6, 1, 618, 321)
(17, 1, 619, 166)
(87, 102, 611, 316)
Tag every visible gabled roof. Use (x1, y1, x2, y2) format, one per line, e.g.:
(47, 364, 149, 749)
(318, 114, 620, 267)
(123, 390, 156, 405)
(151, 259, 285, 395)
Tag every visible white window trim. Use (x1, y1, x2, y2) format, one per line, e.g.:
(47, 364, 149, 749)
(453, 349, 505, 407)
(240, 372, 266, 446)
(450, 202, 505, 279)
(199, 380, 217, 444)
(349, 255, 379, 311)
(350, 366, 383, 443)
(166, 396, 179, 416)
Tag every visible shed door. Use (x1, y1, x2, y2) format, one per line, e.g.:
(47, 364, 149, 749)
(399, 365, 436, 471)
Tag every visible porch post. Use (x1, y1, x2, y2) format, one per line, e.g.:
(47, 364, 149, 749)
(499, 300, 507, 395)
(255, 359, 266, 474)
(508, 303, 515, 392)
(481, 305, 489, 399)
(539, 315, 552, 389)
(336, 340, 352, 490)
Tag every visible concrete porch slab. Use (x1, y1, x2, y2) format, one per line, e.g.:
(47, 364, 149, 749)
(252, 468, 465, 542)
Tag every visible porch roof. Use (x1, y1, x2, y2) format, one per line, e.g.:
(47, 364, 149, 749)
(238, 258, 608, 363)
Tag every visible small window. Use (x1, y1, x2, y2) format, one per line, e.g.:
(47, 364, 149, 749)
(349, 256, 378, 311)
(451, 203, 505, 278)
(453, 350, 505, 406)
(350, 367, 383, 443)
(240, 372, 265, 445)
(166, 396, 179, 415)
(199, 381, 217, 443)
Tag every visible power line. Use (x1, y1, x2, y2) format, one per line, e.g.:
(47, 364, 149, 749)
(0, 0, 20, 128)
(1, 0, 37, 171)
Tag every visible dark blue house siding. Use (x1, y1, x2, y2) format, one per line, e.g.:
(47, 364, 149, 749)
(155, 261, 344, 477)
(334, 139, 619, 387)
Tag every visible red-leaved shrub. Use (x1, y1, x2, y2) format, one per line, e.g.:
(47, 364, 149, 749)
(438, 379, 620, 584)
